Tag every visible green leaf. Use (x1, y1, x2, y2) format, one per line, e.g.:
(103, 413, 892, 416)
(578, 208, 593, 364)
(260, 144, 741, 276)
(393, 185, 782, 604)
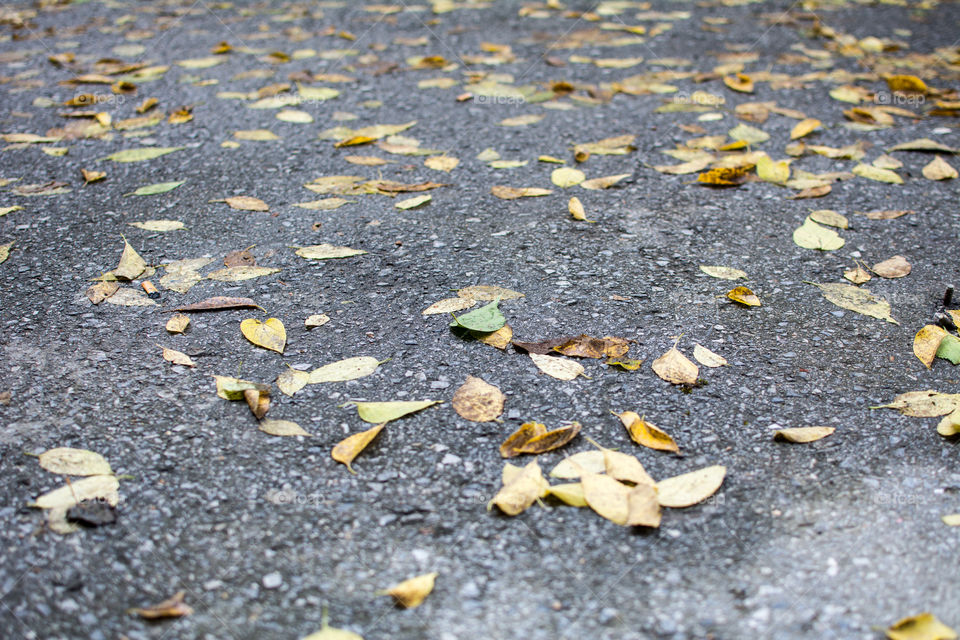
(127, 180, 184, 196)
(936, 334, 960, 365)
(354, 400, 442, 424)
(103, 147, 185, 163)
(450, 299, 506, 332)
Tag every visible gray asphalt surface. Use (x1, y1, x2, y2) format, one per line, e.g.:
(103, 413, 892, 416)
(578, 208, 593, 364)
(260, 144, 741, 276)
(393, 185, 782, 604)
(1, 1, 960, 639)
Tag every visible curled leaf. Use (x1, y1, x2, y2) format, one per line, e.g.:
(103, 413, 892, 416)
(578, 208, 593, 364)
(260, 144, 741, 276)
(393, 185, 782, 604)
(380, 572, 438, 609)
(615, 411, 679, 453)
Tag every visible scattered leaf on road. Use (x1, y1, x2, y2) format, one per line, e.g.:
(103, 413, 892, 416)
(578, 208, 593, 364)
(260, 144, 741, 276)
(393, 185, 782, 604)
(354, 400, 442, 423)
(332, 423, 386, 473)
(529, 353, 586, 381)
(656, 465, 726, 508)
(259, 419, 311, 437)
(808, 282, 897, 324)
(885, 613, 957, 640)
(452, 376, 504, 422)
(652, 344, 699, 385)
(309, 357, 380, 383)
(380, 572, 438, 609)
(38, 448, 112, 476)
(489, 460, 549, 516)
(240, 318, 286, 353)
(614, 411, 679, 453)
(774, 427, 836, 443)
(128, 591, 193, 620)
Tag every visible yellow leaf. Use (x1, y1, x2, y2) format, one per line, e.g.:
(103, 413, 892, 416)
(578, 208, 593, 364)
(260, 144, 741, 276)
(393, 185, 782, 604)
(568, 196, 593, 222)
(656, 465, 726, 508)
(424, 155, 459, 172)
(0, 205, 24, 216)
(499, 114, 544, 127)
(773, 426, 836, 443)
(853, 163, 903, 184)
(457, 285, 523, 300)
(697, 165, 751, 187)
(885, 612, 957, 640)
(700, 265, 747, 280)
(809, 281, 898, 324)
(308, 356, 380, 383)
(914, 325, 948, 369)
(129, 220, 185, 231)
(332, 422, 385, 473)
(452, 376, 505, 422)
(581, 173, 631, 190)
(296, 244, 366, 260)
(128, 591, 194, 620)
(0, 241, 13, 265)
(790, 118, 821, 140)
(31, 475, 119, 509)
(693, 344, 728, 368)
(922, 156, 958, 181)
(938, 409, 960, 437)
(491, 185, 552, 199)
(551, 167, 585, 188)
(206, 266, 280, 281)
(547, 482, 588, 507)
(723, 73, 753, 93)
(529, 353, 585, 380)
(872, 255, 911, 279)
(165, 313, 190, 334)
(755, 155, 790, 184)
(38, 448, 112, 476)
(276, 109, 314, 123)
(259, 419, 312, 437)
(549, 451, 607, 478)
(115, 236, 147, 280)
(728, 123, 769, 144)
(942, 513, 960, 526)
(615, 410, 679, 453)
(381, 572, 438, 609)
(234, 129, 280, 141)
(354, 400, 441, 423)
(651, 346, 698, 385)
(808, 209, 848, 229)
(580, 473, 630, 524)
(727, 285, 762, 306)
(422, 297, 476, 315)
(276, 367, 310, 396)
(474, 324, 513, 349)
(305, 314, 329, 327)
(159, 344, 196, 367)
(222, 195, 269, 211)
(396, 194, 432, 210)
(489, 460, 549, 515)
(240, 317, 286, 353)
(885, 75, 928, 94)
(793, 217, 845, 251)
(500, 422, 581, 457)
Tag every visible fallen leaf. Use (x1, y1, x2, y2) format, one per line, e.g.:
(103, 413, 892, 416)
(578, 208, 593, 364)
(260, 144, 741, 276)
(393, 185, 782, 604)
(213, 375, 268, 401)
(790, 118, 821, 140)
(450, 299, 506, 332)
(276, 109, 313, 123)
(452, 376, 504, 422)
(922, 156, 958, 181)
(234, 129, 280, 141)
(103, 147, 184, 162)
(943, 514, 960, 526)
(424, 156, 458, 172)
(793, 217, 845, 250)
(697, 165, 751, 187)
(301, 609, 364, 640)
(381, 572, 437, 609)
(38, 448, 112, 476)
(129, 220, 185, 231)
(885, 612, 957, 640)
(86, 281, 119, 304)
(32, 475, 119, 510)
(547, 483, 588, 507)
(129, 591, 193, 620)
(873, 390, 960, 417)
(105, 288, 157, 306)
(489, 460, 549, 516)
(581, 174, 631, 190)
(774, 427, 835, 443)
(277, 367, 310, 396)
(500, 114, 544, 127)
(240, 317, 286, 353)
(656, 465, 726, 507)
(551, 167, 586, 188)
(605, 357, 644, 371)
(296, 244, 366, 260)
(788, 184, 831, 199)
(165, 313, 189, 334)
(294, 198, 353, 210)
(727, 286, 761, 307)
(844, 263, 872, 284)
(859, 209, 913, 220)
(457, 285, 523, 301)
(332, 423, 385, 473)
(936, 335, 960, 366)
(652, 345, 699, 385)
(172, 297, 264, 312)
(354, 400, 441, 423)
(529, 353, 586, 381)
(159, 345, 196, 367)
(81, 170, 105, 184)
(259, 419, 311, 437)
(221, 196, 269, 211)
(756, 155, 790, 184)
(206, 266, 280, 281)
(115, 237, 147, 280)
(501, 422, 581, 457)
(723, 73, 753, 93)
(550, 451, 607, 478)
(0, 206, 24, 217)
(305, 314, 330, 328)
(309, 357, 380, 383)
(580, 473, 630, 524)
(853, 163, 903, 184)
(396, 194, 432, 209)
(872, 255, 911, 278)
(700, 265, 747, 280)
(244, 388, 270, 419)
(808, 209, 848, 229)
(423, 297, 476, 315)
(491, 186, 553, 199)
(693, 344, 728, 367)
(474, 324, 513, 349)
(808, 282, 897, 324)
(615, 411, 679, 453)
(916, 325, 953, 368)
(887, 138, 959, 154)
(127, 181, 184, 196)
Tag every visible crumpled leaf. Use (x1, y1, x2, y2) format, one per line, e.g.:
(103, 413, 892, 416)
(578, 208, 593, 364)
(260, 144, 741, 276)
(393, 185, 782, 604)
(500, 422, 581, 458)
(129, 591, 194, 620)
(529, 353, 586, 381)
(259, 419, 311, 437)
(774, 427, 835, 443)
(172, 296, 264, 312)
(423, 297, 476, 315)
(614, 411, 679, 453)
(872, 255, 911, 278)
(808, 282, 897, 324)
(693, 344, 728, 367)
(551, 167, 585, 188)
(727, 285, 761, 307)
(159, 344, 196, 367)
(380, 572, 438, 609)
(697, 165, 751, 187)
(103, 147, 184, 163)
(873, 390, 960, 417)
(885, 612, 957, 640)
(86, 281, 119, 304)
(296, 244, 366, 260)
(31, 475, 120, 510)
(38, 448, 112, 476)
(652, 345, 699, 385)
(165, 313, 189, 334)
(489, 460, 549, 516)
(457, 285, 523, 301)
(452, 376, 504, 422)
(450, 299, 505, 332)
(844, 263, 872, 284)
(277, 367, 310, 396)
(354, 400, 441, 423)
(700, 265, 747, 280)
(244, 388, 270, 419)
(241, 317, 286, 353)
(309, 357, 380, 383)
(922, 156, 958, 181)
(332, 422, 385, 473)
(554, 335, 629, 359)
(207, 266, 280, 282)
(793, 217, 845, 250)
(115, 237, 147, 280)
(656, 465, 726, 508)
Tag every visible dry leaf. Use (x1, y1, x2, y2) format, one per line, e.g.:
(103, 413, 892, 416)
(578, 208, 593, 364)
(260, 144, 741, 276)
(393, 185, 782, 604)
(105, 288, 157, 306)
(914, 325, 948, 369)
(240, 317, 286, 353)
(615, 410, 679, 453)
(305, 314, 330, 328)
(221, 196, 269, 211)
(309, 357, 380, 383)
(206, 266, 281, 282)
(396, 194, 432, 210)
(873, 390, 960, 417)
(942, 514, 960, 526)
(129, 220, 185, 231)
(551, 167, 585, 188)
(172, 297, 264, 312)
(774, 427, 835, 443)
(547, 483, 588, 507)
(697, 165, 751, 187)
(529, 353, 586, 381)
(491, 186, 552, 199)
(581, 174, 631, 190)
(727, 286, 761, 306)
(844, 264, 872, 284)
(568, 196, 593, 222)
(501, 422, 581, 457)
(115, 237, 147, 280)
(354, 400, 441, 423)
(86, 281, 119, 304)
(872, 255, 911, 278)
(474, 324, 513, 349)
(457, 285, 523, 301)
(808, 282, 897, 324)
(549, 451, 607, 478)
(499, 422, 546, 458)
(244, 388, 270, 419)
(422, 297, 476, 315)
(700, 265, 747, 280)
(259, 419, 311, 437)
(489, 460, 549, 516)
(790, 118, 820, 140)
(852, 163, 903, 184)
(31, 475, 119, 510)
(554, 335, 629, 359)
(332, 422, 385, 473)
(301, 609, 364, 640)
(296, 244, 366, 260)
(424, 156, 458, 172)
(159, 344, 196, 367)
(277, 367, 310, 396)
(381, 572, 437, 609)
(452, 376, 504, 422)
(38, 448, 112, 476)
(580, 473, 630, 524)
(922, 156, 958, 181)
(129, 591, 194, 620)
(793, 218, 845, 251)
(885, 612, 957, 640)
(213, 375, 268, 400)
(652, 345, 699, 385)
(693, 344, 728, 367)
(656, 465, 726, 508)
(808, 209, 848, 229)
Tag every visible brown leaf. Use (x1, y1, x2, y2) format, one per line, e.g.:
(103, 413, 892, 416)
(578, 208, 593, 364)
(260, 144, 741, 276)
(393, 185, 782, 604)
(614, 410, 679, 453)
(499, 422, 547, 458)
(914, 325, 948, 369)
(452, 376, 505, 422)
(500, 422, 582, 458)
(871, 255, 911, 279)
(129, 591, 194, 619)
(332, 422, 386, 473)
(491, 185, 553, 199)
(165, 313, 190, 334)
(370, 180, 447, 194)
(244, 388, 270, 419)
(224, 248, 256, 267)
(86, 281, 119, 304)
(170, 296, 265, 312)
(553, 335, 629, 359)
(859, 209, 913, 220)
(512, 336, 577, 355)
